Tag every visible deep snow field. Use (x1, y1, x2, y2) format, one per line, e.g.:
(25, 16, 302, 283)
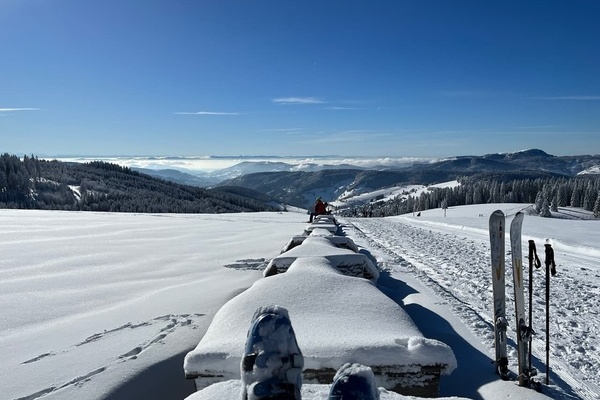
(1, 205, 598, 400)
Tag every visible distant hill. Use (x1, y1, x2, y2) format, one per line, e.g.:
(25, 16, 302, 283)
(132, 167, 217, 187)
(217, 149, 600, 208)
(6, 150, 597, 213)
(0, 154, 279, 213)
(136, 159, 370, 189)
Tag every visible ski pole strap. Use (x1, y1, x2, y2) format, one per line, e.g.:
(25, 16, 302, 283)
(544, 244, 557, 276)
(529, 240, 542, 269)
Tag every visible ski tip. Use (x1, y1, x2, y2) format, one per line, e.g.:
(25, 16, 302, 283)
(510, 212, 525, 226)
(490, 210, 505, 219)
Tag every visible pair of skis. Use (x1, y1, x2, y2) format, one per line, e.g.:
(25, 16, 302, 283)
(489, 211, 539, 389)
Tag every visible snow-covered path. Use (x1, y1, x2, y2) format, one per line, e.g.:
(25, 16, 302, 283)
(345, 206, 599, 400)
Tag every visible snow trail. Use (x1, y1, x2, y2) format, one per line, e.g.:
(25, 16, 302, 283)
(346, 216, 599, 400)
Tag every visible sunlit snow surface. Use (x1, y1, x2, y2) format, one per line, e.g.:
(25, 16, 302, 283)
(0, 210, 303, 400)
(1, 205, 599, 400)
(184, 256, 456, 380)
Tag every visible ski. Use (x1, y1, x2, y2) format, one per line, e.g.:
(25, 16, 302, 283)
(489, 210, 509, 379)
(510, 212, 538, 388)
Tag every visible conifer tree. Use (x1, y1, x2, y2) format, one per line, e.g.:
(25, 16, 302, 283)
(540, 198, 551, 217)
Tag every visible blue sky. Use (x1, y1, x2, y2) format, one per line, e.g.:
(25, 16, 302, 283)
(1, 0, 599, 157)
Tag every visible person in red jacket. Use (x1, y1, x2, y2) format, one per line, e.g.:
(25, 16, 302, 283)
(308, 197, 327, 223)
(314, 197, 326, 216)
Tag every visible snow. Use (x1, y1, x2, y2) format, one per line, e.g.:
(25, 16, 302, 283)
(331, 181, 461, 211)
(264, 235, 379, 281)
(1, 205, 598, 400)
(0, 210, 303, 400)
(577, 165, 600, 175)
(281, 234, 359, 253)
(346, 204, 600, 400)
(183, 256, 455, 387)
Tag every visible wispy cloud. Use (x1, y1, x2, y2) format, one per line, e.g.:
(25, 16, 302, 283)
(272, 97, 325, 105)
(174, 111, 241, 115)
(531, 95, 600, 100)
(0, 107, 40, 112)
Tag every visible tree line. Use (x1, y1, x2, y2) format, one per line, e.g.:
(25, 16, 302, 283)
(355, 173, 600, 218)
(0, 154, 278, 213)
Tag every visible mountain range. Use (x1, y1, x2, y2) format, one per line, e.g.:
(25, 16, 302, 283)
(6, 150, 597, 213)
(139, 149, 600, 208)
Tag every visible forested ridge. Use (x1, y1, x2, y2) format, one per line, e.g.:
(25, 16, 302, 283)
(0, 154, 278, 213)
(363, 172, 600, 218)
(4, 153, 599, 217)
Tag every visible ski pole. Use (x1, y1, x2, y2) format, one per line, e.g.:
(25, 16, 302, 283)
(544, 243, 556, 385)
(527, 240, 541, 374)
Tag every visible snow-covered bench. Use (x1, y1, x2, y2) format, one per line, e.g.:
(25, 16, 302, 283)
(264, 236, 378, 281)
(308, 227, 335, 237)
(313, 214, 337, 224)
(280, 234, 359, 253)
(183, 257, 456, 397)
(304, 219, 339, 235)
(185, 380, 409, 400)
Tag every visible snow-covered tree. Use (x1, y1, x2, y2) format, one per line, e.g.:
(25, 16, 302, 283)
(540, 199, 551, 217)
(557, 184, 569, 207)
(535, 191, 544, 213)
(551, 195, 559, 212)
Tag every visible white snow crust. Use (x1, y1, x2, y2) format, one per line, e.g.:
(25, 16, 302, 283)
(265, 236, 379, 280)
(184, 256, 456, 382)
(1, 204, 598, 400)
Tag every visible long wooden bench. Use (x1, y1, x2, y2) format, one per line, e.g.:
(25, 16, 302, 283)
(313, 214, 337, 224)
(264, 236, 378, 281)
(280, 234, 359, 254)
(183, 257, 456, 397)
(304, 219, 339, 235)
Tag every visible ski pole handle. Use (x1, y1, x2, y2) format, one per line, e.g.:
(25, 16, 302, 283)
(545, 244, 557, 276)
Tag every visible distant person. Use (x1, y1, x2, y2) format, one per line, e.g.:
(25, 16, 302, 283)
(314, 197, 326, 216)
(310, 197, 326, 222)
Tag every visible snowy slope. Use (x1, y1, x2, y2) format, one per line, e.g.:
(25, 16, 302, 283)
(345, 204, 599, 400)
(0, 210, 303, 400)
(330, 181, 460, 212)
(1, 206, 598, 400)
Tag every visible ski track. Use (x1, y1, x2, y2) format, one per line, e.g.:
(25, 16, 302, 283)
(347, 218, 599, 400)
(15, 313, 204, 400)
